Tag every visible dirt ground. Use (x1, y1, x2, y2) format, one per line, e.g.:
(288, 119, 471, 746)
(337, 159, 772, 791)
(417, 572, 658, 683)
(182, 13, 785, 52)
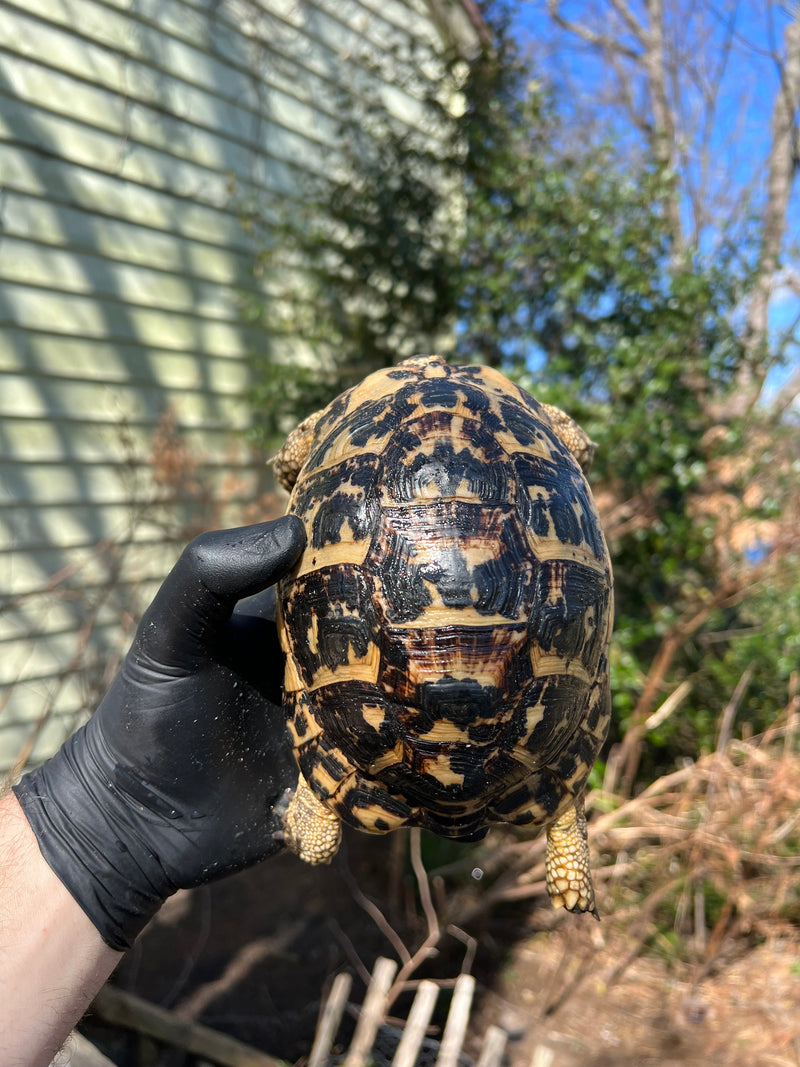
(80, 826, 800, 1067)
(468, 921, 800, 1066)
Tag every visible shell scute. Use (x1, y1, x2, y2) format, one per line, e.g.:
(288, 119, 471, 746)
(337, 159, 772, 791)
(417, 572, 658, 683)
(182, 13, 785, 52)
(379, 411, 510, 505)
(417, 675, 500, 730)
(514, 454, 594, 548)
(289, 456, 378, 548)
(497, 396, 552, 451)
(283, 565, 378, 687)
(378, 622, 529, 712)
(344, 397, 408, 451)
(336, 778, 413, 830)
(301, 733, 353, 801)
(373, 501, 532, 623)
(519, 675, 592, 762)
(368, 523, 433, 624)
(529, 560, 612, 677)
(311, 683, 402, 767)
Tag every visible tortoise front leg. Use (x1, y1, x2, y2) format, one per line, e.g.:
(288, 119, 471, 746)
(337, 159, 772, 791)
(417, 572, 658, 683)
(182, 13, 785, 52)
(281, 772, 342, 865)
(540, 403, 596, 473)
(545, 794, 599, 918)
(273, 409, 324, 492)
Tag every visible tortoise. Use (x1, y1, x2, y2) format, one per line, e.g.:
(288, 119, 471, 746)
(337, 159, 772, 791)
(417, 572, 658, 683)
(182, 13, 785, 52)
(273, 354, 613, 914)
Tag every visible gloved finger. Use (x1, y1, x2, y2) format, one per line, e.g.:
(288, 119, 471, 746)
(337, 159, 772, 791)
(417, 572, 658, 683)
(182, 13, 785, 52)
(135, 516, 304, 658)
(224, 613, 286, 704)
(188, 516, 305, 604)
(233, 584, 278, 623)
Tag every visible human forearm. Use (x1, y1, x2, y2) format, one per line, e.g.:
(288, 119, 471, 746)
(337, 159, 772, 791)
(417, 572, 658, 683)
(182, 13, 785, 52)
(0, 791, 121, 1067)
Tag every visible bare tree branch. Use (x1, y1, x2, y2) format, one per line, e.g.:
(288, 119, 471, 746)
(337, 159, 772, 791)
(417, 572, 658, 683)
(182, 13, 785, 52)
(545, 0, 642, 60)
(735, 9, 800, 413)
(681, 2, 738, 241)
(642, 0, 684, 243)
(606, 47, 651, 133)
(609, 0, 650, 45)
(771, 361, 800, 415)
(543, 0, 800, 391)
(545, 0, 684, 243)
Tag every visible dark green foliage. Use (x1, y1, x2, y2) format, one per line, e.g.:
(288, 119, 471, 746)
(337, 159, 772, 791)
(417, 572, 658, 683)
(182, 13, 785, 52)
(238, 49, 465, 439)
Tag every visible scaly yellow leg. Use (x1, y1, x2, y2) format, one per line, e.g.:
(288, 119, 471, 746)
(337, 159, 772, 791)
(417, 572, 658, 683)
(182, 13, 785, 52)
(273, 409, 324, 491)
(281, 773, 342, 865)
(545, 795, 598, 918)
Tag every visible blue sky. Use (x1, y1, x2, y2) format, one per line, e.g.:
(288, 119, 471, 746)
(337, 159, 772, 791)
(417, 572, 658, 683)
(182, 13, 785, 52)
(508, 1, 799, 396)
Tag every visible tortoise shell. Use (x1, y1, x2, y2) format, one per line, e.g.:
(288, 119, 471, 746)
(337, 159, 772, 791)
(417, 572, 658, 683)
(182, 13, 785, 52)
(276, 355, 612, 852)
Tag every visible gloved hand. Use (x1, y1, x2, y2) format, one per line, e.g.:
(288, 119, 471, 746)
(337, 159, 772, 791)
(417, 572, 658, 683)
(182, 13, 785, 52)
(13, 517, 305, 952)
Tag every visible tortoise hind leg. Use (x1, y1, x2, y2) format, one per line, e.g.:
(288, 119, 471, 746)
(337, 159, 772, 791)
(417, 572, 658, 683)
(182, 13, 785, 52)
(272, 409, 324, 491)
(281, 772, 342, 865)
(545, 794, 599, 918)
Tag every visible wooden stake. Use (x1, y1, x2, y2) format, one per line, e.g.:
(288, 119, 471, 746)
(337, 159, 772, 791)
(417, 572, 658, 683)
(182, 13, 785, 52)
(392, 980, 439, 1067)
(343, 957, 397, 1067)
(436, 973, 475, 1067)
(308, 973, 353, 1067)
(91, 986, 287, 1067)
(475, 1025, 508, 1067)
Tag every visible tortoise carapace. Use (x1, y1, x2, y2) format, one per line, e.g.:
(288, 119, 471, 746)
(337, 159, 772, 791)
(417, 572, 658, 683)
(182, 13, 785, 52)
(274, 355, 613, 915)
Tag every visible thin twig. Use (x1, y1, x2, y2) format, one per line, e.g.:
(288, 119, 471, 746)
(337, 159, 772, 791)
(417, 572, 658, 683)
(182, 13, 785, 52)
(336, 853, 412, 965)
(410, 828, 439, 941)
(386, 930, 442, 1010)
(446, 924, 478, 975)
(715, 665, 754, 755)
(327, 919, 372, 988)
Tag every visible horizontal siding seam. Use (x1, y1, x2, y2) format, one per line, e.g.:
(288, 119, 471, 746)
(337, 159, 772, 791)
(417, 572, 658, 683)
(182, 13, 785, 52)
(0, 90, 338, 201)
(0, 411, 261, 430)
(0, 272, 246, 325)
(48, 0, 440, 96)
(0, 133, 315, 226)
(0, 228, 270, 301)
(0, 320, 266, 352)
(0, 455, 264, 471)
(0, 44, 339, 162)
(1, 2, 440, 145)
(0, 19, 436, 146)
(0, 186, 259, 259)
(0, 374, 252, 402)
(97, 0, 445, 65)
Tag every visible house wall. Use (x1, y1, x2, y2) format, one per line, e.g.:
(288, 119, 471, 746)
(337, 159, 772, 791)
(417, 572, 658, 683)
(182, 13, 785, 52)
(0, 0, 478, 775)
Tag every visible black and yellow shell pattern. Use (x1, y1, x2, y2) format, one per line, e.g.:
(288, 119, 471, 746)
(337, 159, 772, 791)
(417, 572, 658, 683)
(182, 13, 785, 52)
(277, 355, 613, 845)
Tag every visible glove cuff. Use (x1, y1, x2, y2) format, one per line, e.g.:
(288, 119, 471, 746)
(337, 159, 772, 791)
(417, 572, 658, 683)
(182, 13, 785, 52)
(13, 725, 173, 952)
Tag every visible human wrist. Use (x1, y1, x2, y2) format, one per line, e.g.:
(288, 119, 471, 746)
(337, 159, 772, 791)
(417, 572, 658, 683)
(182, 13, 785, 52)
(13, 722, 174, 952)
(0, 791, 121, 1067)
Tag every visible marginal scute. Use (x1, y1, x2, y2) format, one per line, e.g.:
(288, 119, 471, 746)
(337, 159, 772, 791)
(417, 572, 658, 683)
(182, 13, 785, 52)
(275, 354, 613, 916)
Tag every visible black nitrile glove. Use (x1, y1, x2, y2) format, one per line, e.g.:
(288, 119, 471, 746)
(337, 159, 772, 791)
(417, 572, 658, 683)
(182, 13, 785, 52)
(13, 517, 305, 951)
